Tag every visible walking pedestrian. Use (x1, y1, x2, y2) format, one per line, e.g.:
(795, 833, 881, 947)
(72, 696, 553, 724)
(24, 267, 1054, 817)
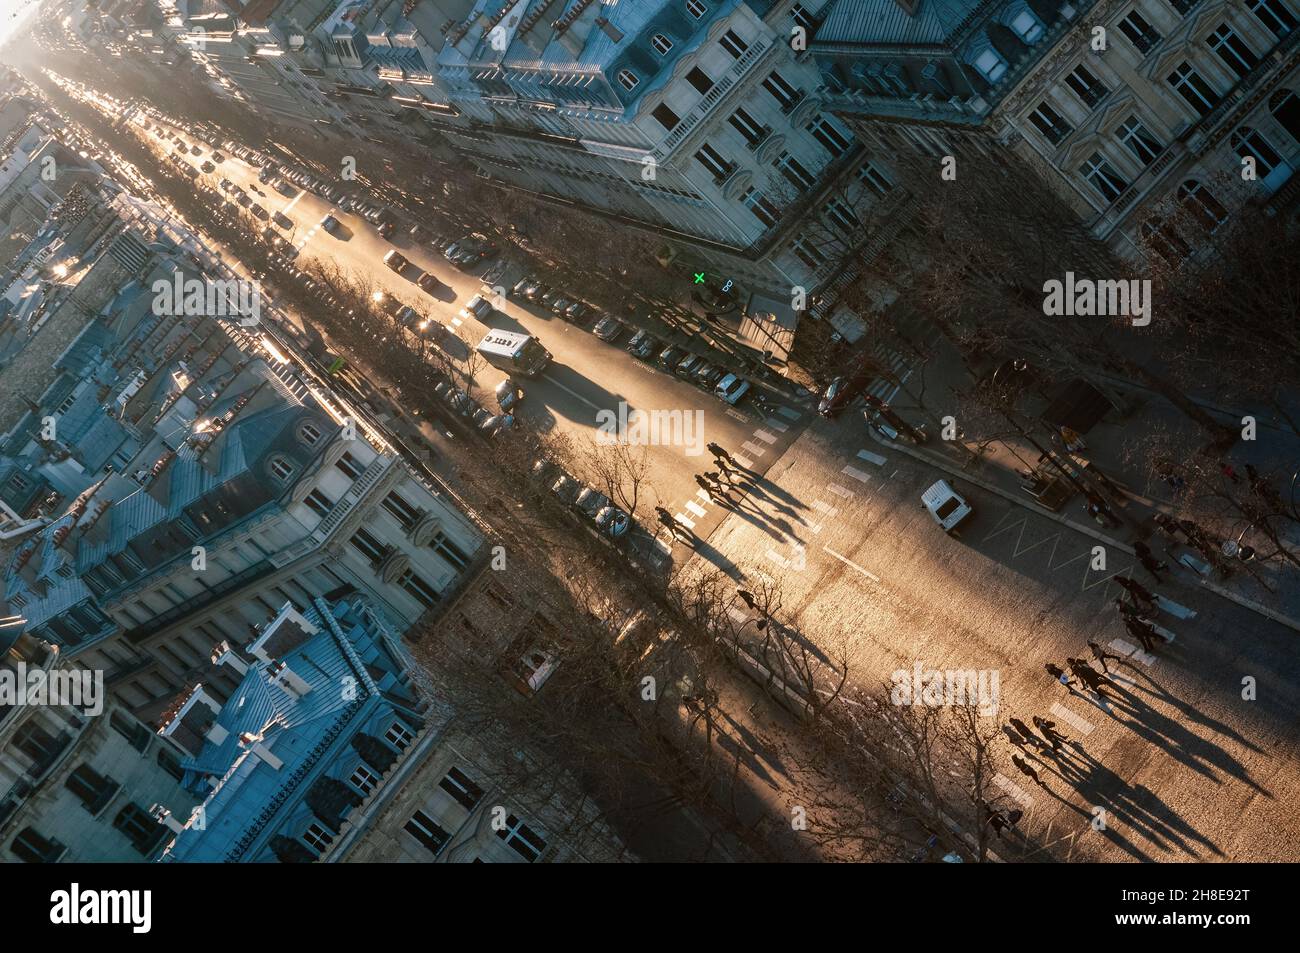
(1134, 541, 1169, 583)
(656, 508, 688, 542)
(1114, 575, 1155, 605)
(1114, 596, 1140, 620)
(736, 588, 757, 610)
(1011, 754, 1047, 788)
(1003, 724, 1030, 752)
(706, 442, 733, 465)
(1033, 716, 1068, 751)
(1124, 616, 1160, 652)
(694, 474, 728, 504)
(1046, 662, 1074, 688)
(1088, 638, 1125, 674)
(1008, 718, 1043, 751)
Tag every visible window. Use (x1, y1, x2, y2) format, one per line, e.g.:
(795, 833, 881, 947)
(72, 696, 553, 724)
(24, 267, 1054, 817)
(56, 565, 74, 579)
(432, 532, 471, 572)
(687, 0, 709, 18)
(790, 235, 827, 269)
(1207, 25, 1258, 79)
(775, 151, 817, 190)
(1141, 217, 1191, 264)
(439, 766, 485, 810)
(270, 457, 297, 482)
(157, 746, 185, 781)
(686, 66, 713, 95)
(13, 722, 69, 776)
(791, 2, 818, 31)
(617, 69, 638, 91)
(824, 197, 860, 234)
(652, 102, 681, 132)
(302, 822, 334, 852)
(1065, 65, 1109, 109)
(807, 115, 851, 157)
(651, 33, 673, 56)
(719, 29, 748, 59)
(8, 471, 31, 491)
(303, 488, 334, 518)
(1117, 11, 1162, 54)
(348, 527, 388, 563)
(66, 764, 119, 813)
(1117, 115, 1163, 165)
(1080, 152, 1129, 203)
(398, 568, 441, 609)
(1178, 179, 1228, 230)
(349, 765, 380, 795)
(10, 828, 64, 863)
(8, 594, 26, 610)
(1249, 0, 1297, 38)
(857, 162, 893, 197)
(495, 814, 547, 862)
(763, 71, 801, 111)
(1009, 9, 1044, 42)
(382, 492, 421, 530)
(1232, 127, 1283, 177)
(1167, 63, 1218, 116)
(111, 710, 152, 753)
(298, 421, 323, 446)
(728, 107, 768, 146)
(114, 803, 168, 856)
(404, 810, 450, 855)
(740, 187, 780, 228)
(386, 722, 414, 750)
(972, 48, 1007, 83)
(695, 142, 733, 180)
(336, 451, 364, 479)
(1028, 101, 1073, 144)
(1166, 0, 1199, 14)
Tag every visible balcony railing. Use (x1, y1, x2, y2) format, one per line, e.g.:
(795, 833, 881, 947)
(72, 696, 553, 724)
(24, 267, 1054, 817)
(655, 34, 773, 159)
(745, 126, 773, 151)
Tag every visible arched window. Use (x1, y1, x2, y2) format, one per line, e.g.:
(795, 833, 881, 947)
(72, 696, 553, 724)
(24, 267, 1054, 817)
(1177, 179, 1228, 231)
(617, 69, 639, 91)
(269, 456, 297, 482)
(651, 33, 673, 56)
(1269, 88, 1300, 144)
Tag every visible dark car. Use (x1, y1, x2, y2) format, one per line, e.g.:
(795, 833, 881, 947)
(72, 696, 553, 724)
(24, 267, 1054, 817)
(591, 315, 624, 342)
(626, 329, 658, 360)
(550, 295, 574, 316)
(523, 279, 547, 301)
(539, 289, 561, 311)
(377, 220, 396, 239)
(691, 360, 725, 390)
(495, 378, 523, 412)
(575, 486, 611, 520)
(674, 354, 705, 379)
(250, 204, 268, 220)
(658, 347, 689, 372)
(550, 473, 582, 506)
(510, 275, 533, 298)
(818, 373, 871, 418)
(416, 272, 441, 293)
(565, 302, 593, 325)
(383, 250, 409, 273)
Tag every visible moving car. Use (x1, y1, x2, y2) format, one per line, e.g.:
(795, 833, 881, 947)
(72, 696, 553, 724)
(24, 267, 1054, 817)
(817, 372, 870, 418)
(383, 250, 409, 274)
(461, 294, 492, 321)
(416, 272, 441, 293)
(320, 214, 339, 233)
(921, 480, 973, 534)
(715, 374, 751, 406)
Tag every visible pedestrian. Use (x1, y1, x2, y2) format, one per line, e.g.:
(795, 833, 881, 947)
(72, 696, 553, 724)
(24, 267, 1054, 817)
(1114, 575, 1155, 606)
(1008, 718, 1043, 751)
(706, 442, 733, 465)
(1114, 596, 1140, 620)
(1033, 716, 1068, 751)
(1088, 638, 1125, 674)
(656, 508, 688, 542)
(1124, 616, 1159, 652)
(1134, 541, 1169, 582)
(1011, 753, 1047, 788)
(1046, 662, 1074, 688)
(736, 588, 757, 610)
(1003, 724, 1030, 752)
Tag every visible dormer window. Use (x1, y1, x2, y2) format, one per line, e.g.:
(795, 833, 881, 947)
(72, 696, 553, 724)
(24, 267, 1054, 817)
(617, 69, 639, 91)
(269, 456, 297, 482)
(651, 33, 673, 56)
(687, 0, 708, 18)
(1009, 10, 1044, 43)
(972, 48, 1007, 83)
(298, 421, 323, 446)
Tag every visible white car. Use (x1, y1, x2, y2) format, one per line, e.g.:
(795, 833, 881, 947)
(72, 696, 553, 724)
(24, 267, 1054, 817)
(460, 294, 493, 320)
(715, 374, 751, 406)
(921, 480, 972, 534)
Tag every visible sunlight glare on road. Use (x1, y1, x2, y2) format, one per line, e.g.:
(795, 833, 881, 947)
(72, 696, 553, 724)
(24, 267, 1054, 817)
(0, 0, 41, 47)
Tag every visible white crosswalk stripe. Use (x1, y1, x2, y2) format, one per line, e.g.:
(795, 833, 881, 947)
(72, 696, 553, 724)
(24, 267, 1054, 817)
(733, 456, 753, 469)
(1109, 638, 1156, 667)
(685, 500, 706, 517)
(993, 773, 1034, 808)
(741, 441, 766, 457)
(766, 549, 790, 568)
(1049, 703, 1095, 736)
(826, 483, 854, 499)
(857, 449, 887, 466)
(777, 406, 800, 420)
(812, 500, 838, 516)
(753, 430, 777, 444)
(724, 408, 748, 422)
(727, 607, 749, 624)
(842, 465, 871, 483)
(675, 513, 695, 529)
(766, 419, 789, 432)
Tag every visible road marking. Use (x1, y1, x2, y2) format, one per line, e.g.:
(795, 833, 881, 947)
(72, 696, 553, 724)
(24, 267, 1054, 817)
(993, 773, 1034, 808)
(540, 372, 601, 411)
(826, 483, 855, 499)
(777, 406, 800, 420)
(1109, 638, 1156, 667)
(753, 430, 777, 444)
(696, 489, 712, 502)
(724, 408, 748, 422)
(841, 465, 871, 483)
(766, 418, 789, 432)
(766, 549, 790, 568)
(281, 189, 306, 215)
(675, 513, 695, 530)
(857, 449, 887, 466)
(727, 607, 749, 624)
(812, 500, 838, 516)
(1154, 595, 1198, 620)
(685, 500, 706, 518)
(733, 456, 753, 469)
(822, 546, 879, 582)
(741, 441, 766, 457)
(808, 522, 823, 534)
(1049, 703, 1095, 736)
(654, 538, 672, 554)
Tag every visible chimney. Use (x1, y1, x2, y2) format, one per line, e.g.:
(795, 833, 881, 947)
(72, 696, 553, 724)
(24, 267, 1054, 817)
(241, 733, 284, 770)
(267, 659, 313, 699)
(211, 640, 249, 676)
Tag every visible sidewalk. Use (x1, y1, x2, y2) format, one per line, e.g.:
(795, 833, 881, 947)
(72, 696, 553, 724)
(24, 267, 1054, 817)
(869, 336, 1300, 633)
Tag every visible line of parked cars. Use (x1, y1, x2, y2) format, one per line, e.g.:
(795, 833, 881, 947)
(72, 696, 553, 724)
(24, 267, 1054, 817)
(529, 458, 634, 542)
(509, 274, 606, 330)
(432, 371, 517, 438)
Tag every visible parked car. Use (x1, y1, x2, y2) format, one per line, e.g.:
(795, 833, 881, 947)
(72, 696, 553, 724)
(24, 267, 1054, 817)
(539, 289, 562, 311)
(495, 378, 523, 412)
(510, 275, 534, 298)
(396, 305, 421, 328)
(200, 160, 215, 173)
(218, 178, 233, 191)
(626, 330, 659, 360)
(461, 294, 492, 320)
(250, 203, 268, 220)
(530, 458, 560, 489)
(595, 505, 632, 539)
(211, 151, 225, 162)
(272, 211, 294, 230)
(591, 315, 624, 342)
(471, 406, 495, 431)
(320, 214, 339, 233)
(675, 354, 705, 379)
(551, 295, 575, 316)
(522, 278, 547, 301)
(921, 479, 973, 534)
(383, 249, 409, 273)
(565, 302, 593, 325)
(550, 473, 582, 506)
(692, 361, 725, 389)
(377, 220, 396, 239)
(575, 487, 611, 520)
(658, 347, 689, 372)
(715, 374, 751, 406)
(818, 372, 871, 418)
(481, 414, 516, 437)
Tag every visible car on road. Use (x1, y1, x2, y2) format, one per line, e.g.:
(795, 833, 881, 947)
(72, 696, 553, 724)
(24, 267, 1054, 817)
(274, 179, 297, 197)
(539, 289, 561, 312)
(691, 360, 726, 390)
(200, 161, 215, 173)
(190, 145, 202, 156)
(565, 301, 593, 325)
(383, 250, 409, 274)
(715, 374, 751, 406)
(510, 276, 534, 298)
(444, 233, 499, 267)
(416, 272, 441, 293)
(417, 317, 449, 340)
(550, 295, 575, 317)
(218, 178, 233, 191)
(521, 278, 547, 301)
(817, 372, 871, 418)
(320, 214, 340, 234)
(626, 330, 659, 360)
(236, 192, 252, 207)
(921, 480, 973, 534)
(657, 347, 689, 373)
(377, 220, 396, 239)
(481, 414, 516, 437)
(575, 487, 611, 520)
(396, 306, 422, 329)
(591, 315, 625, 342)
(461, 294, 493, 321)
(675, 354, 705, 379)
(250, 204, 268, 220)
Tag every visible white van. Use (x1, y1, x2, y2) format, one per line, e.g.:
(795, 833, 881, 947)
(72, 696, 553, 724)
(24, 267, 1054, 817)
(921, 480, 972, 534)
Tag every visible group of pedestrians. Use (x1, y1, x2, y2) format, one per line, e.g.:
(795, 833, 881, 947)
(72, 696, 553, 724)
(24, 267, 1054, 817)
(1005, 714, 1073, 791)
(656, 444, 751, 542)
